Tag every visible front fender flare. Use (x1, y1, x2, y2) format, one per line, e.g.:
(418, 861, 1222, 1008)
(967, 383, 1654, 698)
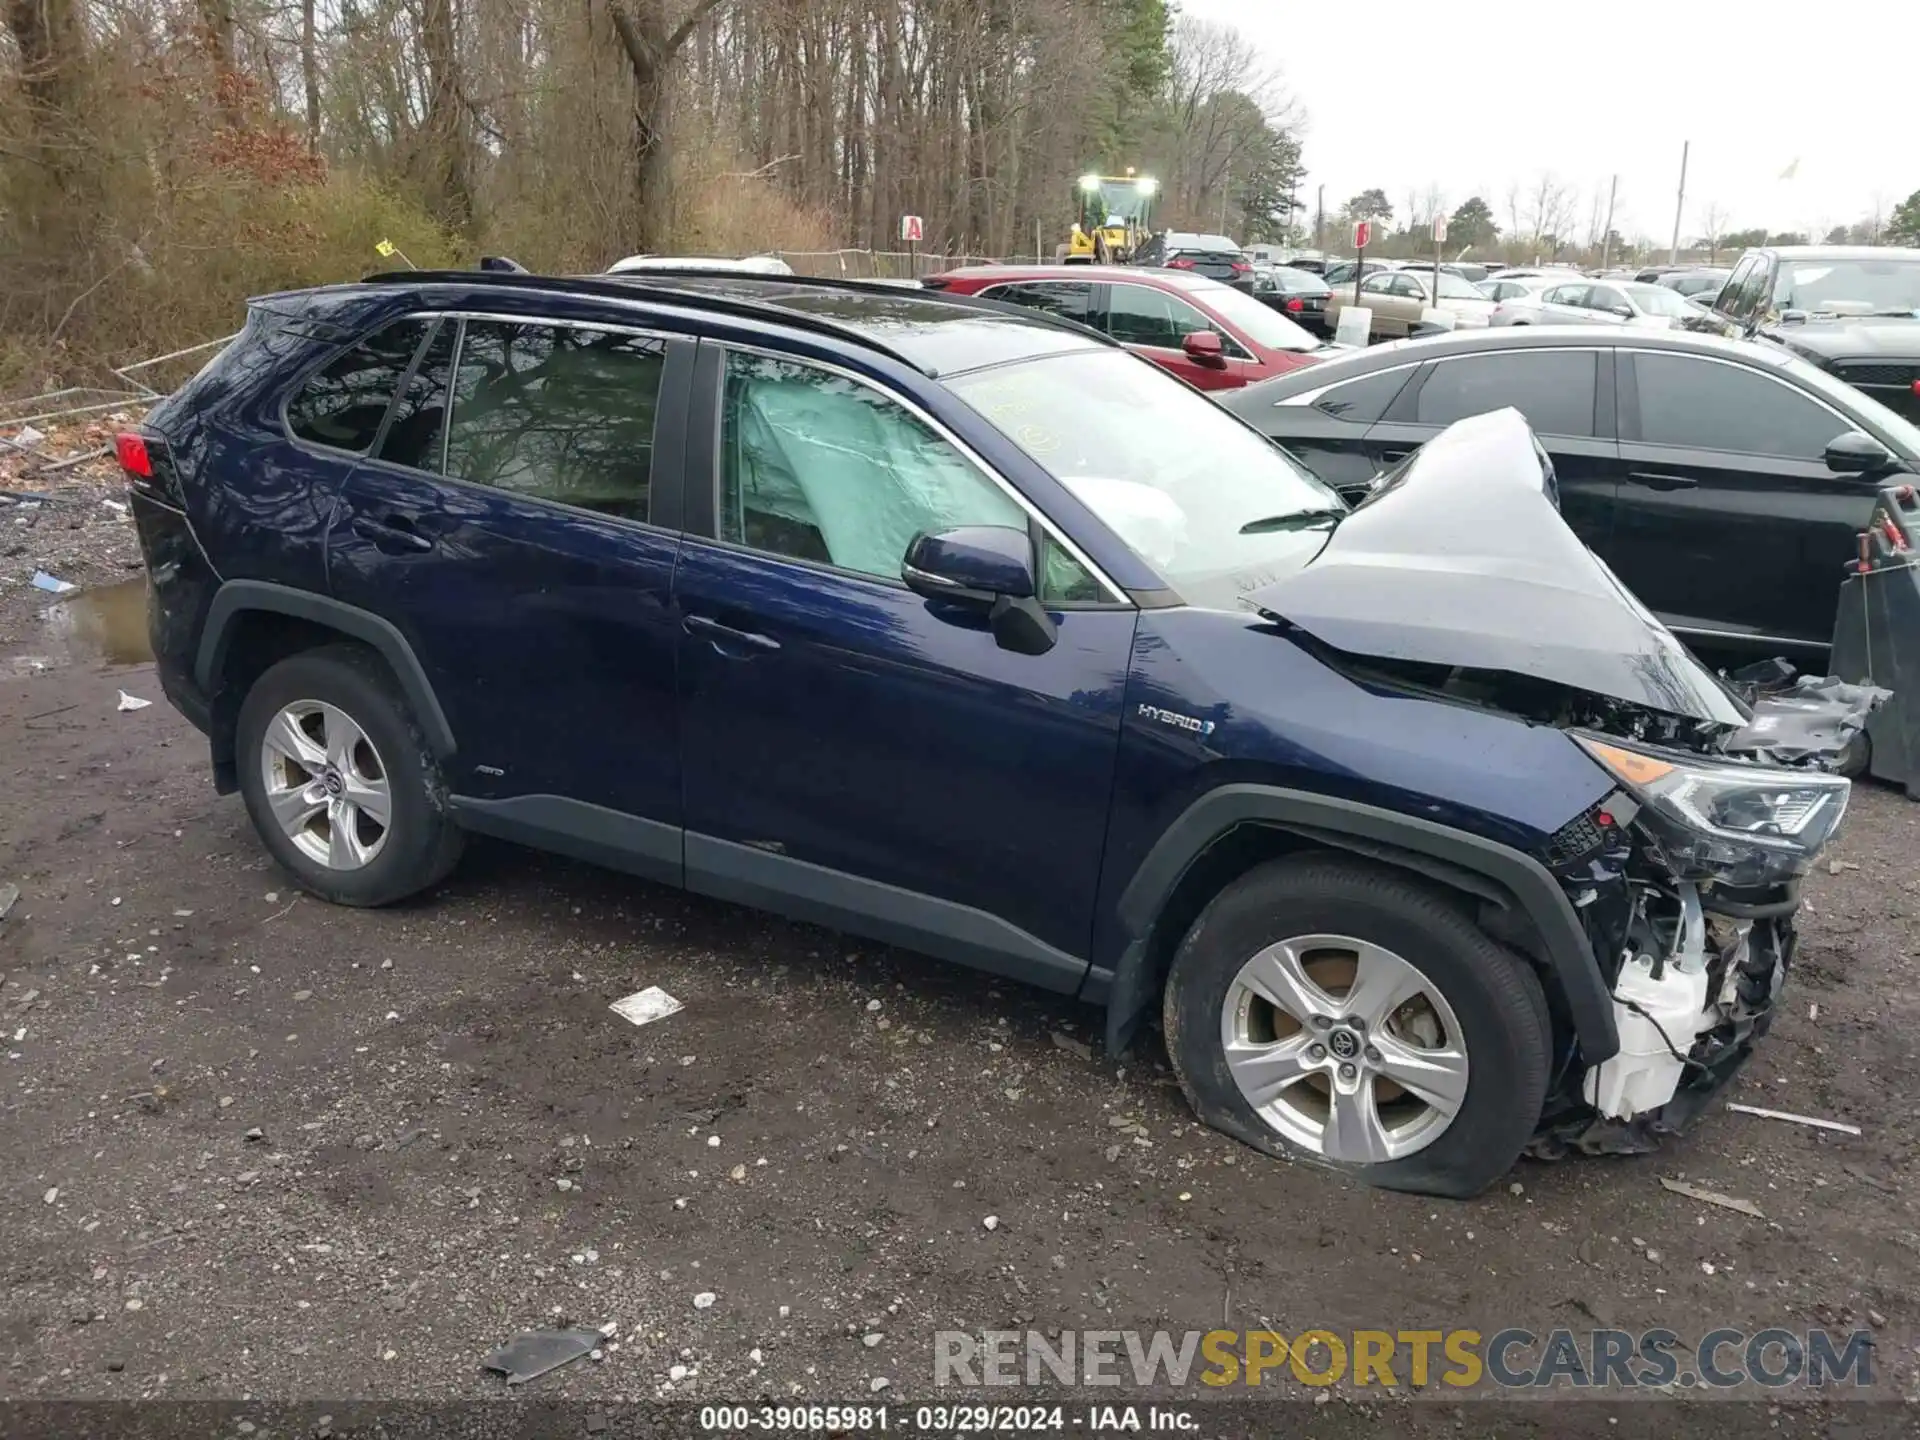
(1106, 784, 1618, 1064)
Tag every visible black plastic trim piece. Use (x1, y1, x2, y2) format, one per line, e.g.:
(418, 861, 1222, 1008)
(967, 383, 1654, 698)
(1108, 784, 1619, 1063)
(194, 580, 456, 757)
(646, 337, 698, 534)
(684, 340, 723, 540)
(449, 794, 682, 888)
(685, 833, 1088, 994)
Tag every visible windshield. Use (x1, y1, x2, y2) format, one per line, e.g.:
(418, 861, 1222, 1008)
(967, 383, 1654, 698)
(1625, 284, 1693, 317)
(1200, 283, 1321, 351)
(1772, 257, 1920, 316)
(948, 350, 1342, 596)
(1434, 272, 1488, 300)
(1670, 273, 1726, 297)
(1274, 267, 1325, 290)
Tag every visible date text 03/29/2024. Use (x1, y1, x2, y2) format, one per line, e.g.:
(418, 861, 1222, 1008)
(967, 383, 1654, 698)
(697, 1405, 1196, 1433)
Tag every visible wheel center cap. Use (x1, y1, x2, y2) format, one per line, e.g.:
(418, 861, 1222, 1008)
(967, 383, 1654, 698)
(321, 767, 345, 798)
(1328, 1028, 1360, 1061)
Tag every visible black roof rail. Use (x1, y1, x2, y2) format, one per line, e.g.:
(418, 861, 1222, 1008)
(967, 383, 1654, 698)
(618, 268, 1120, 350)
(358, 267, 925, 370)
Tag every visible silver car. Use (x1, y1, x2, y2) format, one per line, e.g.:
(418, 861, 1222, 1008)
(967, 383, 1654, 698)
(1497, 279, 1701, 328)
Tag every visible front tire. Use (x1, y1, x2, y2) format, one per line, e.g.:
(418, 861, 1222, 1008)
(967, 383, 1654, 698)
(1162, 855, 1550, 1198)
(236, 644, 463, 907)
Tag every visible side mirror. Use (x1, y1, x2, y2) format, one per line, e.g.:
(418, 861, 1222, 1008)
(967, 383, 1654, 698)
(902, 526, 1056, 655)
(1610, 304, 1635, 319)
(1824, 430, 1896, 475)
(1182, 330, 1228, 368)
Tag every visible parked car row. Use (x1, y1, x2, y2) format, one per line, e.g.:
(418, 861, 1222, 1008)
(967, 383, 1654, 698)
(124, 260, 1868, 1203)
(1223, 323, 1920, 661)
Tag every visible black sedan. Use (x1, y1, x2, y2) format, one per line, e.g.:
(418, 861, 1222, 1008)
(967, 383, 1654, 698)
(1219, 326, 1920, 662)
(1253, 265, 1333, 331)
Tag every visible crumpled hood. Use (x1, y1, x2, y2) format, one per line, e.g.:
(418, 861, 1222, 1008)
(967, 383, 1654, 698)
(1249, 409, 1747, 727)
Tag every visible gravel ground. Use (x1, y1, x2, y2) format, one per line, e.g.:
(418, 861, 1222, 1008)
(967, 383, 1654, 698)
(2, 514, 1918, 1436)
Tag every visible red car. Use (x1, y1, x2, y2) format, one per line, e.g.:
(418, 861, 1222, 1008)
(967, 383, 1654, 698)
(922, 265, 1327, 392)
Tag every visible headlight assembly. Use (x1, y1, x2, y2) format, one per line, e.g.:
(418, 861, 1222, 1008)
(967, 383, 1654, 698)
(1574, 733, 1850, 886)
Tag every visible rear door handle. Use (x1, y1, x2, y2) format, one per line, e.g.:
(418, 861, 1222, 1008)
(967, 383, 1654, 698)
(1626, 471, 1699, 491)
(352, 512, 435, 553)
(683, 613, 780, 655)
(1377, 447, 1413, 463)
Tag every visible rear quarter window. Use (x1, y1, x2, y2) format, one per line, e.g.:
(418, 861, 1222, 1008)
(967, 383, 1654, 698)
(285, 317, 433, 453)
(1311, 367, 1416, 423)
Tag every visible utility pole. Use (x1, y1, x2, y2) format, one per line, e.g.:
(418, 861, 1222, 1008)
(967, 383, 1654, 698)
(1600, 174, 1618, 271)
(1315, 184, 1324, 252)
(1668, 140, 1689, 265)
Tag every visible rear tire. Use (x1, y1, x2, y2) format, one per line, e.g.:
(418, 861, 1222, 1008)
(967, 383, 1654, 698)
(236, 644, 463, 907)
(1162, 854, 1551, 1198)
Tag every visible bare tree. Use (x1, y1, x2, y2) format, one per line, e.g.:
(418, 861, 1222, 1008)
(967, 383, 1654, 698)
(1521, 171, 1577, 255)
(1698, 201, 1729, 261)
(604, 0, 735, 251)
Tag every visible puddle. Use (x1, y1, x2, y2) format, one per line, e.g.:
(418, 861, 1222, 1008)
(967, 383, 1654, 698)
(38, 577, 153, 667)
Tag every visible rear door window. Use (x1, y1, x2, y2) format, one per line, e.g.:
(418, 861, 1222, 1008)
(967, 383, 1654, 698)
(373, 321, 457, 471)
(1105, 285, 1213, 350)
(1413, 350, 1599, 436)
(1630, 353, 1841, 459)
(286, 317, 432, 453)
(980, 281, 1094, 326)
(441, 320, 667, 522)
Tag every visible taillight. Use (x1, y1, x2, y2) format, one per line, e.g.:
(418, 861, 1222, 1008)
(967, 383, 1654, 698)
(1232, 261, 1251, 273)
(1285, 298, 1304, 313)
(117, 430, 184, 506)
(115, 431, 152, 478)
(1168, 257, 1196, 270)
(1912, 378, 1920, 398)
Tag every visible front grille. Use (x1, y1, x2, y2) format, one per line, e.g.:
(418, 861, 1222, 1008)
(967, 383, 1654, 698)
(1830, 359, 1920, 422)
(1831, 360, 1919, 388)
(1544, 810, 1606, 867)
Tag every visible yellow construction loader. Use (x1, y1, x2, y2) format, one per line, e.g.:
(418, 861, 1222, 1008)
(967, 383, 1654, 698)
(1059, 172, 1158, 264)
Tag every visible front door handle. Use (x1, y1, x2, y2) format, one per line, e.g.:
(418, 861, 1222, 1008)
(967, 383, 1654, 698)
(1626, 471, 1699, 491)
(683, 613, 780, 655)
(352, 512, 435, 553)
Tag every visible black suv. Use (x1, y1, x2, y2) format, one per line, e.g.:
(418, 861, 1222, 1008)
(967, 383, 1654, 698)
(1698, 245, 1920, 422)
(119, 267, 1854, 1197)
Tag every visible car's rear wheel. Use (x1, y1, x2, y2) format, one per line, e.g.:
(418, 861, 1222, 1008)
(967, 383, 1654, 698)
(1163, 854, 1550, 1198)
(236, 644, 463, 907)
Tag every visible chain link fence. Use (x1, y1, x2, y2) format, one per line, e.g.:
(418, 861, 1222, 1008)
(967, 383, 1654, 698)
(772, 248, 1010, 280)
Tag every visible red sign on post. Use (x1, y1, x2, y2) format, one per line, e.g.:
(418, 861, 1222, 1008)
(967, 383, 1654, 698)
(900, 215, 925, 243)
(1352, 219, 1372, 250)
(1432, 215, 1449, 245)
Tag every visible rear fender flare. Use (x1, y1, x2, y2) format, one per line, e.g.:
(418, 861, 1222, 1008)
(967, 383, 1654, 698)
(1107, 784, 1619, 1064)
(194, 579, 456, 757)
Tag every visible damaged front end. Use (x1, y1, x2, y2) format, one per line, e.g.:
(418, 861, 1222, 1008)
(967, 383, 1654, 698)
(1525, 736, 1849, 1156)
(1245, 408, 1877, 1154)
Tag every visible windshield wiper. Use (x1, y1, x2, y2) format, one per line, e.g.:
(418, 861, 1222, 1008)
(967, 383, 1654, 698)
(1865, 309, 1920, 318)
(1238, 508, 1345, 535)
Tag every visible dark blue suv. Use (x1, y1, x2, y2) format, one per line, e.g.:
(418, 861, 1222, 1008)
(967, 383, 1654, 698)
(122, 269, 1852, 1197)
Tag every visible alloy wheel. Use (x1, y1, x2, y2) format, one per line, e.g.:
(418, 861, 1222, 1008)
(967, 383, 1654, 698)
(258, 699, 392, 871)
(1220, 933, 1470, 1163)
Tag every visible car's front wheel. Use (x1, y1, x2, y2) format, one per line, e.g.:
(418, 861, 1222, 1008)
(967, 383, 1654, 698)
(236, 644, 464, 907)
(1163, 854, 1550, 1198)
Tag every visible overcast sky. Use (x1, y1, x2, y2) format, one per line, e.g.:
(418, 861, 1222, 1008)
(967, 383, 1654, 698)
(1176, 0, 1917, 244)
